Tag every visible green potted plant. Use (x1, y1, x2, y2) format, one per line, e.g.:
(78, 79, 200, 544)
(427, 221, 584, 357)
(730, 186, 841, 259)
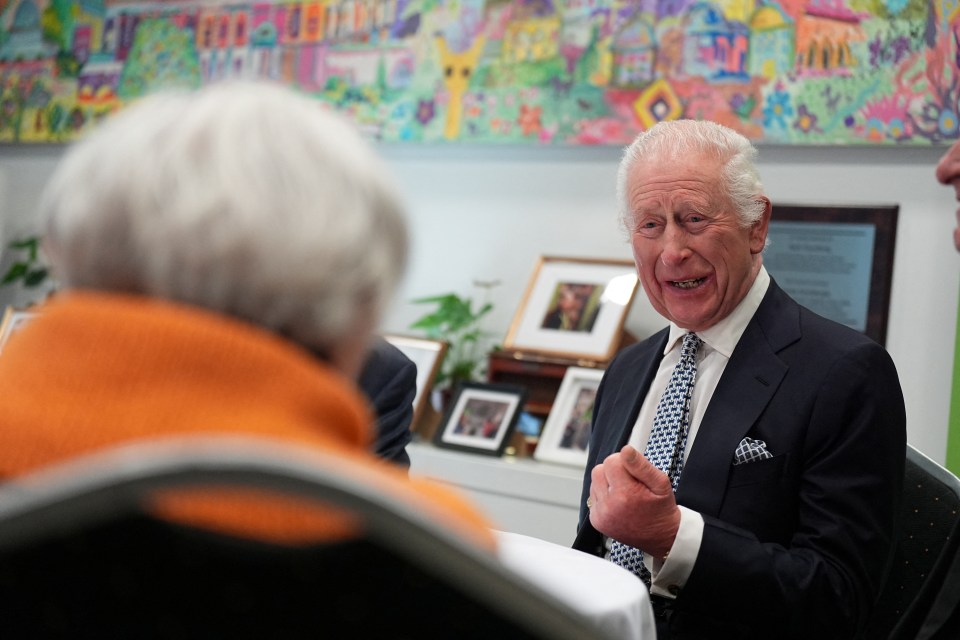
(1, 236, 49, 290)
(409, 279, 500, 393)
(0, 235, 55, 308)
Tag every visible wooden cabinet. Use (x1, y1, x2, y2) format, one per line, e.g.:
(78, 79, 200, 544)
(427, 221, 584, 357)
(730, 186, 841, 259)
(486, 331, 636, 418)
(486, 350, 602, 418)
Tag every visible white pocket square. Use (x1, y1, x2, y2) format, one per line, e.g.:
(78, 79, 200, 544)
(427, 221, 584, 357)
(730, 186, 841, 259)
(733, 437, 773, 466)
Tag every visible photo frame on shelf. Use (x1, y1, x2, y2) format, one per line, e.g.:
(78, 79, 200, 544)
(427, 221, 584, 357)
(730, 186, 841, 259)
(0, 307, 38, 356)
(504, 256, 639, 361)
(433, 382, 526, 457)
(534, 367, 605, 467)
(383, 334, 448, 429)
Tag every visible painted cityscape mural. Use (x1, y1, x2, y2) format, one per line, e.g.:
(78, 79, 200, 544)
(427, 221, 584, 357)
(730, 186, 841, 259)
(0, 0, 957, 145)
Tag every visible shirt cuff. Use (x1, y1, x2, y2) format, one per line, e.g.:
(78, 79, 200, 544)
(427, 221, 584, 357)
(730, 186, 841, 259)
(646, 505, 703, 599)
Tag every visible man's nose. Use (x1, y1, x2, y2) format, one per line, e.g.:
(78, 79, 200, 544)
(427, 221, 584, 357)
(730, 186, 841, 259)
(661, 226, 691, 265)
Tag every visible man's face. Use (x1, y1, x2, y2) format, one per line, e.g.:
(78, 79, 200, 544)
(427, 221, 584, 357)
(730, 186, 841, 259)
(557, 285, 588, 319)
(935, 138, 960, 252)
(625, 152, 769, 332)
(557, 286, 583, 317)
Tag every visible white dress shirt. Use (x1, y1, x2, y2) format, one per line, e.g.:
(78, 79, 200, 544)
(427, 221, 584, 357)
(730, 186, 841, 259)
(622, 267, 770, 598)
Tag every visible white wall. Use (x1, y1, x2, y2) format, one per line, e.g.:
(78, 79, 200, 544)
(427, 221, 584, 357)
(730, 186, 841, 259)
(1, 142, 956, 464)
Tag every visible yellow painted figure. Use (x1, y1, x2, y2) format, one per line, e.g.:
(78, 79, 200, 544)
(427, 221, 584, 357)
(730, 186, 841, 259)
(435, 35, 485, 140)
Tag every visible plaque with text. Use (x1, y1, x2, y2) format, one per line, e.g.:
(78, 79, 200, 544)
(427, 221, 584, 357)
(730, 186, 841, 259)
(765, 204, 899, 346)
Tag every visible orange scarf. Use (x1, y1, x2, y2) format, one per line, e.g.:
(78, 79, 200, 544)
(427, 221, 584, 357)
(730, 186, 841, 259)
(0, 292, 494, 549)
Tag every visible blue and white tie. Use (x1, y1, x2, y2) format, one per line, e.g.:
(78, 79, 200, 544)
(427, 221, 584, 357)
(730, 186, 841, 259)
(608, 332, 703, 585)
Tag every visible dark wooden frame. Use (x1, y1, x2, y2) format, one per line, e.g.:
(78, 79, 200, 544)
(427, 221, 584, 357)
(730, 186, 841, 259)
(768, 203, 899, 346)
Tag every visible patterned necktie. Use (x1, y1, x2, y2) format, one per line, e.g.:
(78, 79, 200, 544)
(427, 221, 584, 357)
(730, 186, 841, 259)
(608, 332, 703, 585)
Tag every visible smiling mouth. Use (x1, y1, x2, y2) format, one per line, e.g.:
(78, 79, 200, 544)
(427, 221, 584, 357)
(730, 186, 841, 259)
(670, 278, 705, 290)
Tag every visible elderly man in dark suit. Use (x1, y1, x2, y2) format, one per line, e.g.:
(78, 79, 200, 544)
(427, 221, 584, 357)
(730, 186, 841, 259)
(573, 120, 906, 639)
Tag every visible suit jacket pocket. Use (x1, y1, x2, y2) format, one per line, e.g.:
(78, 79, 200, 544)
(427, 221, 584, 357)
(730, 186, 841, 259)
(721, 454, 795, 541)
(728, 453, 787, 488)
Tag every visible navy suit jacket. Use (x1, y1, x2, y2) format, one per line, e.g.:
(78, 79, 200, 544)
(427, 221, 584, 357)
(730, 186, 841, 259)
(358, 338, 416, 468)
(573, 279, 906, 639)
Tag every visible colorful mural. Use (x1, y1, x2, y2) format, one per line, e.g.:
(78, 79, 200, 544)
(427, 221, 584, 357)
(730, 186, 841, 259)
(0, 0, 957, 145)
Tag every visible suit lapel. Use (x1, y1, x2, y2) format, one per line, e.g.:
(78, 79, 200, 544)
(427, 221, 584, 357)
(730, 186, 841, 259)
(677, 280, 800, 516)
(573, 330, 666, 553)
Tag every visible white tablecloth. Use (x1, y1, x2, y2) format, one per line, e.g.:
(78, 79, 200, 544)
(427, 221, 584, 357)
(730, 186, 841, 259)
(495, 530, 656, 640)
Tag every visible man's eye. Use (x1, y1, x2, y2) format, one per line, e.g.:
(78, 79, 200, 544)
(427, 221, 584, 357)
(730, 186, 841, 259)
(635, 220, 661, 237)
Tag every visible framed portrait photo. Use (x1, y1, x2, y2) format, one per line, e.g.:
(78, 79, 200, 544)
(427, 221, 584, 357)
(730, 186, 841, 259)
(534, 367, 604, 467)
(504, 256, 639, 361)
(433, 382, 527, 457)
(0, 307, 38, 356)
(383, 334, 448, 428)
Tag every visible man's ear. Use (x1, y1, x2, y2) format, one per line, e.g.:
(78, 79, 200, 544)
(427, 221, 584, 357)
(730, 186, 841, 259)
(750, 197, 772, 254)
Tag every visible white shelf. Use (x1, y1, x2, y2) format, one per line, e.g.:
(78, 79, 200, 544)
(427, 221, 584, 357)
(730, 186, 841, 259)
(408, 440, 585, 546)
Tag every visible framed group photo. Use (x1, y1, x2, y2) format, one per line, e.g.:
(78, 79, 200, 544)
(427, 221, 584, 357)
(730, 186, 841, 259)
(0, 307, 38, 356)
(534, 367, 605, 467)
(382, 334, 448, 428)
(504, 256, 638, 361)
(433, 382, 527, 457)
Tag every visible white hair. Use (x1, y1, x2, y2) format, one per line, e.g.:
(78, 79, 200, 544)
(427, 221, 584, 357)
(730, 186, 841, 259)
(616, 119, 766, 235)
(39, 80, 408, 357)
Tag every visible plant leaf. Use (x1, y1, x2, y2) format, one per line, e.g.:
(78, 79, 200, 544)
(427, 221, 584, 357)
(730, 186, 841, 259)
(1, 262, 28, 285)
(410, 293, 459, 305)
(409, 287, 495, 385)
(450, 360, 476, 380)
(24, 268, 48, 287)
(8, 237, 39, 261)
(408, 313, 444, 328)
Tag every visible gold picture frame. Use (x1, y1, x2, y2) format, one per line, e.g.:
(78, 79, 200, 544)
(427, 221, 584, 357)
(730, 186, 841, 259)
(504, 256, 638, 361)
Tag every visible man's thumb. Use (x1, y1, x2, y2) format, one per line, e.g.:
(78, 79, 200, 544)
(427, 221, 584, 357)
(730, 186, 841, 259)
(621, 445, 672, 493)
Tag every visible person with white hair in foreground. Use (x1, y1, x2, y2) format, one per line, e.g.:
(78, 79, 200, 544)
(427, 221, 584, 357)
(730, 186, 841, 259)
(0, 81, 493, 547)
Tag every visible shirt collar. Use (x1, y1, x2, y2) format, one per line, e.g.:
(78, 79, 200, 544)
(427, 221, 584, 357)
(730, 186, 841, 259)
(664, 266, 770, 358)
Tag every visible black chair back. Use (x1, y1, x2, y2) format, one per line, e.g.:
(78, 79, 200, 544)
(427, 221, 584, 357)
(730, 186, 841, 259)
(865, 444, 960, 639)
(0, 436, 612, 639)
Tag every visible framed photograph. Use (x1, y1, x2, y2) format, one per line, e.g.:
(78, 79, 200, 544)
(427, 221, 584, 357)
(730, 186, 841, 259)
(0, 307, 38, 356)
(764, 204, 898, 345)
(383, 334, 448, 428)
(433, 382, 527, 457)
(504, 256, 639, 361)
(534, 367, 604, 467)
